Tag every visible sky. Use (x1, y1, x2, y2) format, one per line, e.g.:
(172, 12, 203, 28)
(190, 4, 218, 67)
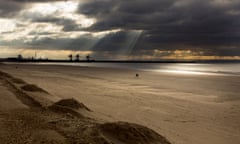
(0, 0, 240, 60)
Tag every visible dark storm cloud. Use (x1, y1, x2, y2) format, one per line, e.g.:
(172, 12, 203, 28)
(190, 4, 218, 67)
(11, 0, 65, 2)
(79, 0, 240, 32)
(78, 0, 240, 57)
(11, 33, 100, 51)
(30, 16, 80, 31)
(78, 0, 175, 31)
(0, 0, 25, 17)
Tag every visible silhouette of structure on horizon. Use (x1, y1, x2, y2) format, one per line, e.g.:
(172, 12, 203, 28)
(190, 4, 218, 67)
(86, 55, 91, 61)
(17, 54, 23, 60)
(75, 54, 80, 61)
(68, 54, 73, 61)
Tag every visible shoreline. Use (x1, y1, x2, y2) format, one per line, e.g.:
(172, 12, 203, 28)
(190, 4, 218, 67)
(2, 62, 240, 77)
(1, 58, 240, 63)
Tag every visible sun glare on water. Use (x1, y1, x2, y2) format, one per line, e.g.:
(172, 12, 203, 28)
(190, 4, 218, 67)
(149, 64, 224, 75)
(161, 70, 207, 75)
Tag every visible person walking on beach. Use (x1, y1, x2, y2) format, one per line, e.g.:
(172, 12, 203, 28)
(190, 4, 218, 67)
(136, 73, 139, 78)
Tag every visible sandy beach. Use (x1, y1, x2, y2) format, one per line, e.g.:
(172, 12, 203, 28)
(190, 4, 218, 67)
(0, 63, 240, 144)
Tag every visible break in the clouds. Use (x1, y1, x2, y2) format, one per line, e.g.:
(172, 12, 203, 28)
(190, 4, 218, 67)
(0, 0, 240, 60)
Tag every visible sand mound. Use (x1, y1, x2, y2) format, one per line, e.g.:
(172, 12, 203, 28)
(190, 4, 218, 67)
(98, 122, 171, 144)
(54, 121, 171, 144)
(11, 78, 26, 84)
(0, 71, 13, 79)
(51, 98, 90, 111)
(0, 71, 26, 84)
(21, 84, 48, 93)
(48, 99, 90, 118)
(48, 104, 84, 118)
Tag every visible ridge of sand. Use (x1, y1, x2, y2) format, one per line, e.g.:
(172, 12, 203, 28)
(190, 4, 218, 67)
(0, 70, 171, 144)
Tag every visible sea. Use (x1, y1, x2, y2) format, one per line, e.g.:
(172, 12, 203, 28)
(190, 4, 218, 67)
(30, 62, 240, 76)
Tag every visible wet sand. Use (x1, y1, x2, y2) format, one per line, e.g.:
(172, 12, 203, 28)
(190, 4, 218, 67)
(0, 63, 240, 144)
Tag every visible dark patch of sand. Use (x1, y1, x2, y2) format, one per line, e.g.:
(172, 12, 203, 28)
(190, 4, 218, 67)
(99, 122, 171, 144)
(48, 99, 91, 118)
(0, 109, 67, 144)
(0, 72, 42, 108)
(21, 84, 49, 93)
(48, 104, 84, 118)
(11, 78, 26, 84)
(0, 71, 13, 79)
(51, 98, 91, 111)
